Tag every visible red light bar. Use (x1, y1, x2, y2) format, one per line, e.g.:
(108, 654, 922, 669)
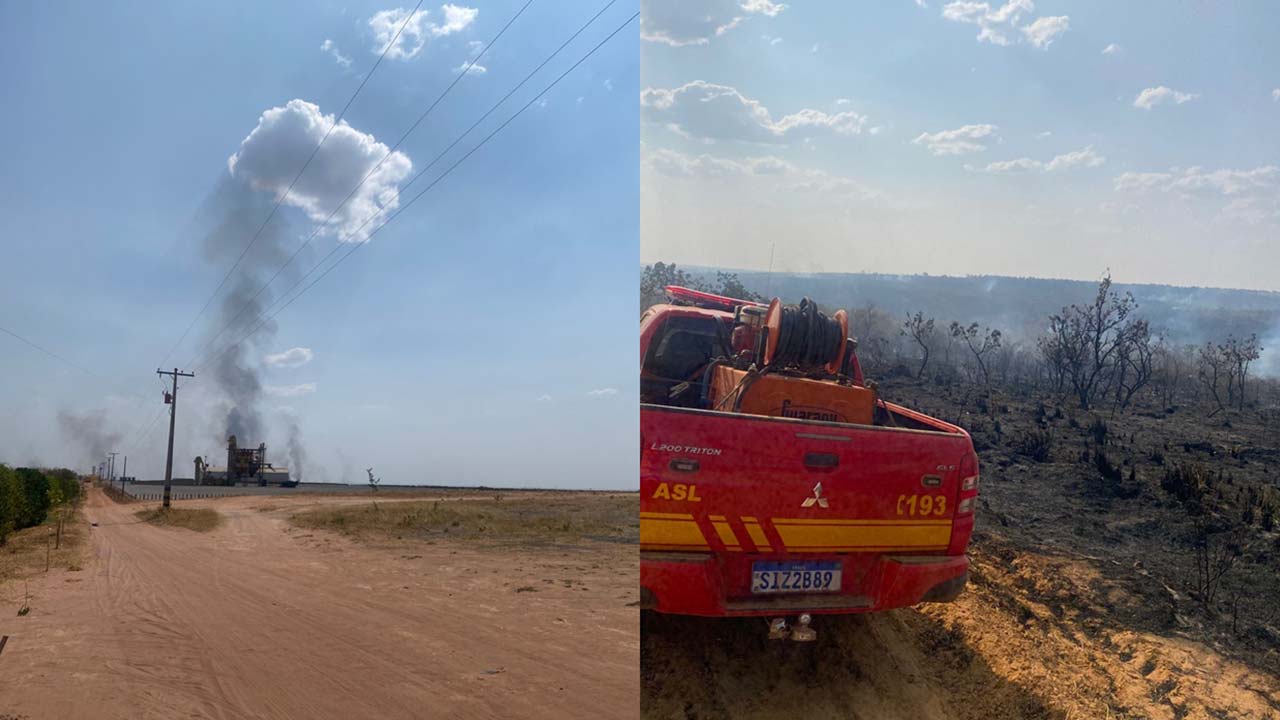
(664, 285, 767, 312)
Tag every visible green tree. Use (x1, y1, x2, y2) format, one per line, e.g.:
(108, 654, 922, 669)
(641, 263, 765, 311)
(45, 467, 80, 504)
(15, 467, 51, 528)
(641, 262, 698, 310)
(712, 271, 763, 302)
(0, 464, 24, 545)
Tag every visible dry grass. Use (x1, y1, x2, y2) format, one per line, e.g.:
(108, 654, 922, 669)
(100, 484, 136, 504)
(134, 507, 222, 532)
(290, 492, 639, 547)
(0, 506, 88, 587)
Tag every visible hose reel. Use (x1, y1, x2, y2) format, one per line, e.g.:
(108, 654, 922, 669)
(760, 297, 849, 374)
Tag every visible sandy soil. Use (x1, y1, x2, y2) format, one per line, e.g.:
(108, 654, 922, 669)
(642, 543, 1280, 720)
(1, 488, 638, 719)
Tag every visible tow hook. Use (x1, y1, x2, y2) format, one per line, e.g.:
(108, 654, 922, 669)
(767, 614, 816, 642)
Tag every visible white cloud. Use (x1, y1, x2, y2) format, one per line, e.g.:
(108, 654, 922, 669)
(912, 0, 929, 7)
(603, 78, 613, 91)
(1101, 42, 1122, 55)
(320, 39, 352, 68)
(1043, 146, 1105, 171)
(941, 0, 1032, 46)
(835, 98, 851, 105)
(975, 157, 1042, 173)
(644, 148, 881, 201)
(227, 99, 413, 243)
(641, 81, 868, 143)
(264, 347, 314, 368)
(641, 0, 786, 47)
(587, 388, 618, 397)
(536, 394, 552, 402)
(1133, 86, 1198, 109)
(1113, 171, 1173, 192)
(1021, 15, 1068, 49)
(1114, 166, 1279, 222)
(912, 124, 998, 155)
(265, 383, 317, 397)
(455, 62, 486, 75)
(941, 1, 1068, 49)
(1272, 88, 1280, 102)
(973, 146, 1105, 173)
(368, 5, 478, 61)
(1037, 130, 1052, 138)
(1166, 166, 1278, 195)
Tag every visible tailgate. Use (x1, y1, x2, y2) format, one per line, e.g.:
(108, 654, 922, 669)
(640, 405, 972, 555)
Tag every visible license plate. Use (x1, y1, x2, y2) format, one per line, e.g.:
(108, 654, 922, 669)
(751, 561, 842, 594)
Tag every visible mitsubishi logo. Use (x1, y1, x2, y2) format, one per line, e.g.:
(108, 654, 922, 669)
(801, 482, 829, 509)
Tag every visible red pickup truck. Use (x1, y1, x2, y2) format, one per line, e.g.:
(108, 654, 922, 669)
(640, 287, 979, 638)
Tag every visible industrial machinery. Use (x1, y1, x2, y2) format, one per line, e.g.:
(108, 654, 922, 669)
(194, 435, 294, 486)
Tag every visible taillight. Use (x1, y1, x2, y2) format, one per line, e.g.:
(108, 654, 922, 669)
(957, 497, 976, 514)
(961, 475, 978, 492)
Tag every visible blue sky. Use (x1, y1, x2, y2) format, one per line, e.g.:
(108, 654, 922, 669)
(0, 1, 639, 488)
(640, 1, 1280, 291)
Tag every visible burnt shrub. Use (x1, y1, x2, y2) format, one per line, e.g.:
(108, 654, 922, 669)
(1088, 416, 1109, 446)
(1160, 463, 1210, 511)
(1095, 450, 1122, 483)
(1092, 450, 1140, 499)
(1013, 430, 1053, 463)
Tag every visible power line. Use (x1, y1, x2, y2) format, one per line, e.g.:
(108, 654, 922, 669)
(156, 0, 427, 370)
(193, 11, 638, 374)
(1, 324, 104, 380)
(190, 1, 620, 370)
(186, 0, 538, 366)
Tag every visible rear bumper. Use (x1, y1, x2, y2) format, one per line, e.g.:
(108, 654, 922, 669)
(640, 551, 969, 617)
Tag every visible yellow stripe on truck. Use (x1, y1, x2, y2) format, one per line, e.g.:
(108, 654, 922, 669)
(740, 516, 772, 551)
(772, 519, 951, 550)
(710, 520, 741, 551)
(640, 514, 709, 549)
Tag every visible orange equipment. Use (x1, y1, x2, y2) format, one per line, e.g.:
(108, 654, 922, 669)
(708, 365, 875, 426)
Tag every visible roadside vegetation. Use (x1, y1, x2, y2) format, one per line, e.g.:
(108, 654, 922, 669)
(290, 493, 639, 548)
(0, 465, 87, 585)
(134, 507, 222, 532)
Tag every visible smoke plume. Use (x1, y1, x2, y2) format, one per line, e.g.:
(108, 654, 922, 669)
(58, 409, 123, 466)
(286, 416, 307, 483)
(198, 177, 290, 446)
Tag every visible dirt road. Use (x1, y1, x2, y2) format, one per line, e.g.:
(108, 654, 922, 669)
(1, 488, 638, 719)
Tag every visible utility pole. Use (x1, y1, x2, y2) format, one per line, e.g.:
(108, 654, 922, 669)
(107, 452, 118, 483)
(156, 368, 195, 509)
(121, 455, 127, 492)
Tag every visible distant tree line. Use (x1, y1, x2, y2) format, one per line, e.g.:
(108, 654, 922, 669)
(643, 263, 1275, 414)
(0, 464, 81, 545)
(641, 262, 763, 311)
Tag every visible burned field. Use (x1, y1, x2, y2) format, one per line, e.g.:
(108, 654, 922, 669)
(642, 379, 1280, 720)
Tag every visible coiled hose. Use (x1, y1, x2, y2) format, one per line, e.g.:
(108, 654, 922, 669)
(768, 298, 845, 369)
